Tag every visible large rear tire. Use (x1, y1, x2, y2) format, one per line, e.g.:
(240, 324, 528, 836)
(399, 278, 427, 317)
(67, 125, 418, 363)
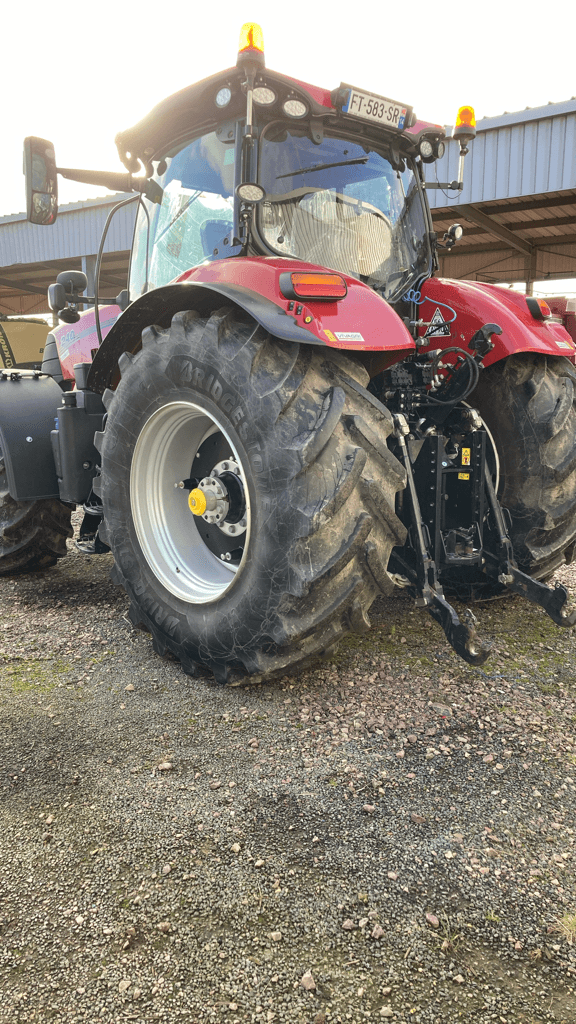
(470, 353, 576, 579)
(95, 307, 407, 682)
(0, 451, 72, 575)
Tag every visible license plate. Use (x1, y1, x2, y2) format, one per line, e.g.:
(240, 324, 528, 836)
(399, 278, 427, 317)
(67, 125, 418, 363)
(340, 84, 411, 131)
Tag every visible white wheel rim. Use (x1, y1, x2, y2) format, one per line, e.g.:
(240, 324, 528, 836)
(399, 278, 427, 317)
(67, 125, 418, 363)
(130, 401, 250, 603)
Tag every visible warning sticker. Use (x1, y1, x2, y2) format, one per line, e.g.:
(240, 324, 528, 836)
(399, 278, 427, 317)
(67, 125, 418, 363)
(425, 307, 451, 338)
(458, 473, 470, 481)
(461, 448, 471, 466)
(334, 331, 365, 342)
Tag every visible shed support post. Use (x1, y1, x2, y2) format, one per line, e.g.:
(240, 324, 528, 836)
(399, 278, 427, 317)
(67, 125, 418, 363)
(81, 255, 97, 306)
(525, 248, 538, 296)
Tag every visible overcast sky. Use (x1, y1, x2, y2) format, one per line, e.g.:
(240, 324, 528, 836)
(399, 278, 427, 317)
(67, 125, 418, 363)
(4, 0, 575, 216)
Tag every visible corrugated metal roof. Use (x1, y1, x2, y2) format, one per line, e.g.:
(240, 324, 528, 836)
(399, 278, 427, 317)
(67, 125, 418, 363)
(428, 101, 576, 208)
(0, 194, 136, 315)
(464, 97, 576, 133)
(428, 98, 576, 285)
(0, 194, 136, 267)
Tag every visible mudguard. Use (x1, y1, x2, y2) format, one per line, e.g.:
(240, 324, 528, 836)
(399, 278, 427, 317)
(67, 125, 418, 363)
(87, 257, 415, 393)
(49, 305, 120, 382)
(420, 278, 576, 364)
(0, 373, 62, 500)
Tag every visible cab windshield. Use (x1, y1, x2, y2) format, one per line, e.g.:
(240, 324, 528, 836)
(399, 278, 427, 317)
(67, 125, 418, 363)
(130, 131, 236, 299)
(257, 126, 429, 302)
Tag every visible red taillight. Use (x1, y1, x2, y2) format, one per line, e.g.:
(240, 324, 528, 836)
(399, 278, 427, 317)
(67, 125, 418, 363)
(280, 272, 347, 301)
(526, 296, 552, 320)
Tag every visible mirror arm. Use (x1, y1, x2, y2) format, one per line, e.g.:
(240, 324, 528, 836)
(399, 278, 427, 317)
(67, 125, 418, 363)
(57, 168, 163, 204)
(424, 181, 463, 191)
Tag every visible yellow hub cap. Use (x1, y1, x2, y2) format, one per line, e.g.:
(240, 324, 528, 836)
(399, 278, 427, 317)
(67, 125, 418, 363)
(188, 488, 207, 516)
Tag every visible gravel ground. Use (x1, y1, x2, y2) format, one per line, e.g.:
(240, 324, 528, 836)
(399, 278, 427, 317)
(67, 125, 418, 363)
(1, 518, 575, 1024)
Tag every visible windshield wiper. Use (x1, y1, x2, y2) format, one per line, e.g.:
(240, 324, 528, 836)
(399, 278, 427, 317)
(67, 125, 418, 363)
(277, 157, 369, 180)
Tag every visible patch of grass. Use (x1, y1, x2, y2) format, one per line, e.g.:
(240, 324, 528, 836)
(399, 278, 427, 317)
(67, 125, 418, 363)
(536, 682, 561, 696)
(427, 914, 466, 955)
(89, 650, 116, 665)
(550, 912, 576, 945)
(0, 657, 71, 694)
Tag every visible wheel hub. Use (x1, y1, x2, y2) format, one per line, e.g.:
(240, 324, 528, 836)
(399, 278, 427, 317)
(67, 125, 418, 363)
(188, 477, 228, 523)
(185, 458, 247, 538)
(130, 401, 251, 604)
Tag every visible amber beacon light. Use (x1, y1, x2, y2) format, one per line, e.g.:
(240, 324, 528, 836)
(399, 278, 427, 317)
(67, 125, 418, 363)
(237, 23, 265, 66)
(453, 106, 476, 144)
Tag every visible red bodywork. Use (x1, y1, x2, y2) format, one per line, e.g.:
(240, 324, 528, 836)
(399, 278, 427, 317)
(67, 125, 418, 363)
(51, 305, 121, 381)
(419, 278, 576, 365)
(177, 257, 415, 355)
(50, 264, 575, 383)
(543, 296, 576, 349)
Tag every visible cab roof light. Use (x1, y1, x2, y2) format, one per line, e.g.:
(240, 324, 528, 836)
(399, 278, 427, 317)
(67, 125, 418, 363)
(253, 86, 276, 106)
(453, 105, 476, 144)
(419, 137, 446, 163)
(283, 97, 308, 118)
(280, 272, 348, 301)
(237, 22, 265, 66)
(526, 296, 552, 320)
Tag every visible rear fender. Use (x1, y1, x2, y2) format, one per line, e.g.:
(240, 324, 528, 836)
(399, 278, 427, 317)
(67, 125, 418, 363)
(0, 373, 62, 500)
(420, 278, 576, 365)
(50, 305, 120, 382)
(87, 259, 415, 393)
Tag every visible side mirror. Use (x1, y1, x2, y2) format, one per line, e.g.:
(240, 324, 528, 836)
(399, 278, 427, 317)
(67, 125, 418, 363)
(57, 270, 87, 294)
(24, 137, 59, 225)
(48, 270, 87, 323)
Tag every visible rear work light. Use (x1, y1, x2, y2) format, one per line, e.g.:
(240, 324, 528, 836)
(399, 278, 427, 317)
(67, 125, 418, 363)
(280, 272, 348, 301)
(526, 296, 552, 320)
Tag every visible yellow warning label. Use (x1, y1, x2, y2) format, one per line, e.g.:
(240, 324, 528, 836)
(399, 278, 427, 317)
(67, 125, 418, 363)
(324, 329, 337, 343)
(458, 472, 470, 481)
(462, 447, 471, 466)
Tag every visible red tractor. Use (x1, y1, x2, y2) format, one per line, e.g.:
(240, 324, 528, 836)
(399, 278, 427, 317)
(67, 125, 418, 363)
(5, 24, 576, 681)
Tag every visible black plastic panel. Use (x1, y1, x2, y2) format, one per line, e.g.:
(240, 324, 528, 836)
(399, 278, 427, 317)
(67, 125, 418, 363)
(0, 373, 62, 500)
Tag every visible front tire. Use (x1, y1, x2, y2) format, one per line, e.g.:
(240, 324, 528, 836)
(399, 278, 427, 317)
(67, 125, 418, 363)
(96, 307, 407, 682)
(0, 451, 72, 575)
(470, 353, 576, 579)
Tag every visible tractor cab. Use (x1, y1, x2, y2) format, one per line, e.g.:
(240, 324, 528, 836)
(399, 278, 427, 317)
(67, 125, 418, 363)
(115, 23, 453, 307)
(126, 112, 430, 305)
(127, 86, 433, 307)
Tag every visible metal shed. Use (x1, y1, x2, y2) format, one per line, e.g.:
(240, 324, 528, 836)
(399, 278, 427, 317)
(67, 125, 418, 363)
(0, 195, 135, 316)
(428, 99, 576, 290)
